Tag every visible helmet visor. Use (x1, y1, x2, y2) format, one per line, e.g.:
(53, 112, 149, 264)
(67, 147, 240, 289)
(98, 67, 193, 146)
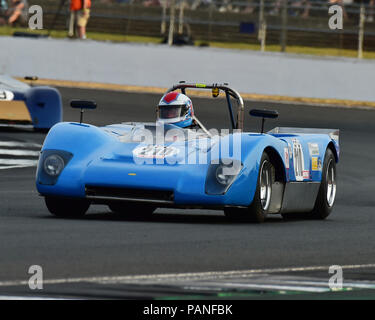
(158, 105, 187, 120)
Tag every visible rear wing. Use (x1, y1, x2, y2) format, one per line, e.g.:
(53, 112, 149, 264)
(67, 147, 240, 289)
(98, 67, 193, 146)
(268, 127, 339, 144)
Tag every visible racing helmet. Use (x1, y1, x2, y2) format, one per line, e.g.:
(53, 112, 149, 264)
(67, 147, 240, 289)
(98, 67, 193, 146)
(157, 92, 194, 128)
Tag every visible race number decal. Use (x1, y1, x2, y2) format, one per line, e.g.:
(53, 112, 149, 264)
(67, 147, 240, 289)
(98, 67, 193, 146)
(133, 145, 179, 159)
(0, 90, 14, 101)
(292, 139, 305, 181)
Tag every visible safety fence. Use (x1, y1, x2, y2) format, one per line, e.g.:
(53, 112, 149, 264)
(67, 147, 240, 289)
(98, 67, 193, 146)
(29, 0, 375, 54)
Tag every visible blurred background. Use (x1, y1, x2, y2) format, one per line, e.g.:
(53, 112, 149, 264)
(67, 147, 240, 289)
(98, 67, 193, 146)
(1, 0, 375, 59)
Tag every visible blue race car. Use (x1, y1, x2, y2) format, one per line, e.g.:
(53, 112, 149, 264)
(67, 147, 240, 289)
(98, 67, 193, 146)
(36, 83, 339, 222)
(0, 75, 62, 130)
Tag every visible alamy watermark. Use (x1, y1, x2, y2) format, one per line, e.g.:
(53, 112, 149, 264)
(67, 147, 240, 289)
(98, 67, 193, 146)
(28, 265, 43, 290)
(328, 265, 343, 290)
(28, 5, 43, 30)
(328, 5, 343, 30)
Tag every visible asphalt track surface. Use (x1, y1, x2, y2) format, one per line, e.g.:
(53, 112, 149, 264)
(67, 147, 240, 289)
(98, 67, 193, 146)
(0, 87, 375, 299)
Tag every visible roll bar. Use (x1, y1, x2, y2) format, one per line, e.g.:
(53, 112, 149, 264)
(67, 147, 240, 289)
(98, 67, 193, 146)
(165, 83, 244, 131)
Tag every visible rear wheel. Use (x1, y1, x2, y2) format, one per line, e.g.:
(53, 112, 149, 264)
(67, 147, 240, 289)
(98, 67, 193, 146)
(224, 152, 274, 223)
(282, 149, 337, 221)
(45, 196, 90, 218)
(310, 148, 337, 219)
(108, 202, 156, 218)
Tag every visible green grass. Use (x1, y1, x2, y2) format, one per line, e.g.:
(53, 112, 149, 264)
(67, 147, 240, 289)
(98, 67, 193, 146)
(2, 26, 375, 59)
(0, 26, 162, 43)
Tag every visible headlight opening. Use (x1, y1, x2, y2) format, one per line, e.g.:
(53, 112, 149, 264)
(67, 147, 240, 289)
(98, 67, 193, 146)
(206, 160, 243, 195)
(37, 150, 73, 185)
(44, 154, 65, 176)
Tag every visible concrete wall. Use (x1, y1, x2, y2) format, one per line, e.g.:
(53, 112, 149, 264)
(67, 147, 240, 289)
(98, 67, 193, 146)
(1, 36, 375, 102)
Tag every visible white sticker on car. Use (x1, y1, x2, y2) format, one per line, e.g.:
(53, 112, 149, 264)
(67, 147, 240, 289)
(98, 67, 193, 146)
(133, 145, 179, 159)
(284, 147, 289, 169)
(308, 142, 319, 156)
(303, 170, 310, 180)
(292, 139, 305, 181)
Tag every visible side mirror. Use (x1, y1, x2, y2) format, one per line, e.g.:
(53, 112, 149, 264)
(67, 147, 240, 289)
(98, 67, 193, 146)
(249, 109, 278, 119)
(249, 109, 278, 134)
(70, 100, 97, 110)
(24, 76, 38, 86)
(24, 76, 38, 81)
(70, 100, 97, 124)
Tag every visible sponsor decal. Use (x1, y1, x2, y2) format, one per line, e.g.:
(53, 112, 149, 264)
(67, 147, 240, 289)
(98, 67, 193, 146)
(196, 83, 207, 88)
(133, 145, 179, 159)
(0, 90, 14, 101)
(308, 142, 320, 156)
(303, 170, 310, 180)
(312, 157, 318, 171)
(311, 156, 322, 171)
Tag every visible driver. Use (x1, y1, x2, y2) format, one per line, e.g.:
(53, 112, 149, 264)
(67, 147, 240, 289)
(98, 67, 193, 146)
(157, 92, 197, 128)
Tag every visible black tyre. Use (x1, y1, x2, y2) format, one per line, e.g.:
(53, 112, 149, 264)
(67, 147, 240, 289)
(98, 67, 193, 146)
(310, 148, 337, 219)
(45, 196, 90, 218)
(108, 202, 156, 218)
(248, 153, 274, 222)
(224, 152, 274, 223)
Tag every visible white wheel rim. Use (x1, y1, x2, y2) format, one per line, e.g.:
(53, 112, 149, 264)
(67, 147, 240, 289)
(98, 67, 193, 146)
(326, 159, 336, 207)
(260, 160, 272, 211)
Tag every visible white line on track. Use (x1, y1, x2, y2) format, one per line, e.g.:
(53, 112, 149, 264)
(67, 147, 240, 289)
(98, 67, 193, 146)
(0, 159, 38, 166)
(199, 282, 331, 293)
(0, 141, 41, 149)
(0, 141, 41, 170)
(0, 149, 40, 156)
(1, 263, 375, 288)
(0, 165, 37, 170)
(0, 124, 34, 130)
(0, 295, 72, 300)
(274, 280, 375, 289)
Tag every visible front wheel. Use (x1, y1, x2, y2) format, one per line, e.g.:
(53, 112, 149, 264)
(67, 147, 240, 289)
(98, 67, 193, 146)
(45, 197, 90, 218)
(248, 153, 274, 222)
(224, 152, 274, 223)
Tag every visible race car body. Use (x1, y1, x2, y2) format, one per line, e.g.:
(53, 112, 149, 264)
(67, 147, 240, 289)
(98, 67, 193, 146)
(0, 75, 62, 130)
(36, 83, 339, 222)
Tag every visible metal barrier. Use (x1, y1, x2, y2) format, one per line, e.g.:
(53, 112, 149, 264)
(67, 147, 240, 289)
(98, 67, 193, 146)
(29, 0, 375, 56)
